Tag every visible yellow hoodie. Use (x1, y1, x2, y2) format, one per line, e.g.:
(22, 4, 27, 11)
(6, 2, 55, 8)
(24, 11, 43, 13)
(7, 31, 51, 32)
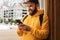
(17, 10, 49, 40)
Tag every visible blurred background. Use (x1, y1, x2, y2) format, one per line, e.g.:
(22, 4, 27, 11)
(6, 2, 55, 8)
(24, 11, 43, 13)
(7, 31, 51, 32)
(0, 0, 47, 40)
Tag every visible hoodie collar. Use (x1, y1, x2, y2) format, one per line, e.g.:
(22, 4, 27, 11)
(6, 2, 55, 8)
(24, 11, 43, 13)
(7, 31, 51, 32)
(33, 9, 44, 17)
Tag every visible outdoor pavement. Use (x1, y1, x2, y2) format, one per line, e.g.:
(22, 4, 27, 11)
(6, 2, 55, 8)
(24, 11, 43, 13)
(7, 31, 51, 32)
(0, 23, 21, 40)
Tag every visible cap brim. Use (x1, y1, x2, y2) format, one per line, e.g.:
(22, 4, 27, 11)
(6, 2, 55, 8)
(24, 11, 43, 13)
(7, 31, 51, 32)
(23, 2, 32, 4)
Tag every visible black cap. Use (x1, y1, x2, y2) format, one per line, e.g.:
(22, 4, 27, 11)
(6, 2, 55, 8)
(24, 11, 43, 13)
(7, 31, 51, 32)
(24, 0, 39, 4)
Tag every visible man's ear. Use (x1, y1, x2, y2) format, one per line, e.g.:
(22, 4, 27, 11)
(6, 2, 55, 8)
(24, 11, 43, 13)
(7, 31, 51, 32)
(36, 4, 39, 7)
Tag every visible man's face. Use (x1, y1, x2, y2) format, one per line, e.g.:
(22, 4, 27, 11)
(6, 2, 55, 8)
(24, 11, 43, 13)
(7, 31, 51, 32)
(27, 2, 38, 16)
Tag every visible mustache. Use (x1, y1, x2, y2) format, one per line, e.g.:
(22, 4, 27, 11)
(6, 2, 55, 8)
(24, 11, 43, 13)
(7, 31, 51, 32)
(28, 7, 37, 16)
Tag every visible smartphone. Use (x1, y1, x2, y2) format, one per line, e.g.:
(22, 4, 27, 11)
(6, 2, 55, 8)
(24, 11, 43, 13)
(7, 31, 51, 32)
(16, 20, 22, 24)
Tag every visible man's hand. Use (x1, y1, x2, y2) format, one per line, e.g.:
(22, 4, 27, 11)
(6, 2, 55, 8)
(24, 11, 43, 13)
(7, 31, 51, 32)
(18, 24, 31, 31)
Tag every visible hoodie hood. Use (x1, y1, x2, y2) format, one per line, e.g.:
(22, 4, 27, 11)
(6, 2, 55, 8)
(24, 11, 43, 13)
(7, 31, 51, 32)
(33, 9, 44, 17)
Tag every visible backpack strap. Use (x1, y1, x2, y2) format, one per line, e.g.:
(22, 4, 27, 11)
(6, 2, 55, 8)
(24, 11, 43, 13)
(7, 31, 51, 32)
(39, 14, 44, 26)
(23, 15, 28, 22)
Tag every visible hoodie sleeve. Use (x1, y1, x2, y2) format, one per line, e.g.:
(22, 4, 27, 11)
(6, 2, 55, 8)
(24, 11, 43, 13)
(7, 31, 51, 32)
(17, 29, 23, 36)
(31, 14, 49, 39)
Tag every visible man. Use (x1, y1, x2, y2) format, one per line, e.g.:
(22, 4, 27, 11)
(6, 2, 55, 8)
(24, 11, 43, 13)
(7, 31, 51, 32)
(17, 0, 49, 40)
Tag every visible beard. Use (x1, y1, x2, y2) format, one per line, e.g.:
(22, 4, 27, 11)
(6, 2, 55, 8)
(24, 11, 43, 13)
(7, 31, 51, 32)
(28, 7, 37, 16)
